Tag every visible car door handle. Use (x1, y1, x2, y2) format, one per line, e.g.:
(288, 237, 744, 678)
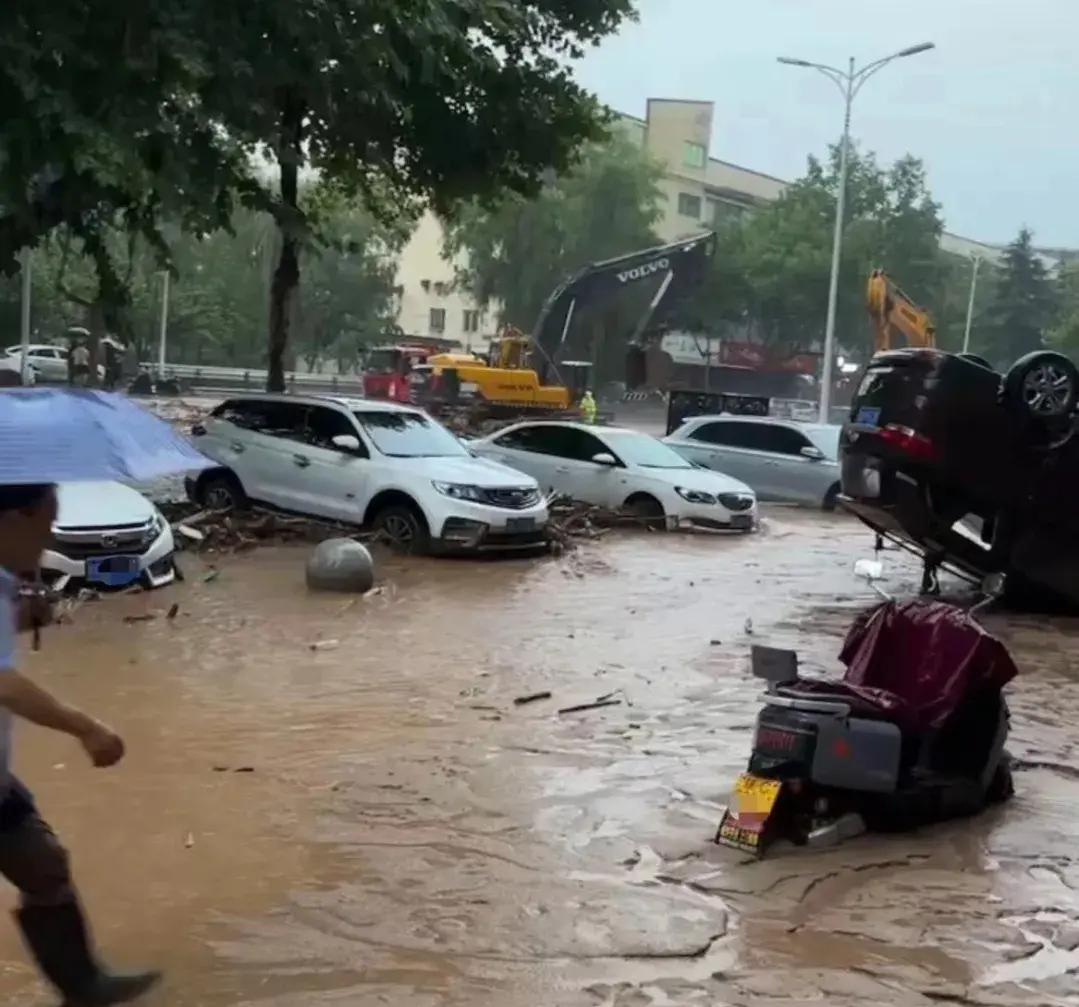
(230, 440, 245, 453)
(555, 466, 571, 474)
(293, 454, 311, 468)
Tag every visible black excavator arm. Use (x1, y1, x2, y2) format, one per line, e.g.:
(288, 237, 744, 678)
(530, 231, 716, 385)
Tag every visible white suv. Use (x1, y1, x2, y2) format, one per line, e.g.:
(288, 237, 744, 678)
(186, 394, 549, 553)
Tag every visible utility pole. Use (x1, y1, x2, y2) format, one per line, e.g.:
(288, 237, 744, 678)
(157, 270, 170, 376)
(778, 41, 935, 422)
(18, 248, 31, 385)
(962, 255, 982, 354)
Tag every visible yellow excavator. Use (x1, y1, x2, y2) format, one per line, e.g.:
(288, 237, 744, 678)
(411, 232, 717, 419)
(866, 269, 936, 352)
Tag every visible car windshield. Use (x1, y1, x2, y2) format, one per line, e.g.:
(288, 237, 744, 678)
(604, 432, 692, 469)
(353, 410, 467, 458)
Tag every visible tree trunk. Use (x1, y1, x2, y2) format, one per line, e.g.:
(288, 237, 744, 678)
(86, 301, 105, 389)
(268, 227, 299, 392)
(267, 96, 304, 393)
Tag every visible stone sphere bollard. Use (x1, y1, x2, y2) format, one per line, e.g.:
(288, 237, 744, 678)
(306, 538, 375, 593)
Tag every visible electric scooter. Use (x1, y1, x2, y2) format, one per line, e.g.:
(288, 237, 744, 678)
(716, 562, 1017, 856)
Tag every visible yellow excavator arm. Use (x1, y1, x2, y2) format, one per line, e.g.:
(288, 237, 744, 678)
(866, 269, 936, 353)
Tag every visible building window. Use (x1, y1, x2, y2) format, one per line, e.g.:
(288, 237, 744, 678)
(678, 192, 702, 218)
(429, 308, 446, 333)
(711, 199, 750, 227)
(463, 309, 480, 333)
(683, 141, 706, 169)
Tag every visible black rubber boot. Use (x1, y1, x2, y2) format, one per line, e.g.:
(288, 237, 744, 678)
(15, 902, 160, 1006)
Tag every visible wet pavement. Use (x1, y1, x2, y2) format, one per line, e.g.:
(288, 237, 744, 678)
(1, 508, 1078, 1005)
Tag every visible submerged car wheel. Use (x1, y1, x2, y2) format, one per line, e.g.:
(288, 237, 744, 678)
(624, 493, 666, 528)
(198, 472, 247, 511)
(373, 504, 430, 555)
(1004, 350, 1079, 420)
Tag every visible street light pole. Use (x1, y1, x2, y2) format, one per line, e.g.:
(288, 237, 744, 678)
(778, 42, 935, 423)
(18, 248, 32, 386)
(962, 254, 982, 354)
(157, 269, 170, 376)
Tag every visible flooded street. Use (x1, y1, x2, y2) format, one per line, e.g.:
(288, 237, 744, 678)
(1, 508, 1078, 1005)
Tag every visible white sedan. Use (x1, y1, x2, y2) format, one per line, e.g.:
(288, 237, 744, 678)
(43, 482, 177, 590)
(5, 343, 68, 382)
(473, 421, 758, 531)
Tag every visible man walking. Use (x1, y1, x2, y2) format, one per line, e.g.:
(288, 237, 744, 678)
(70, 343, 90, 387)
(0, 484, 159, 1005)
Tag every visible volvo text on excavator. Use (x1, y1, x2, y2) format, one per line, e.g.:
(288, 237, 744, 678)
(410, 232, 716, 420)
(866, 269, 936, 353)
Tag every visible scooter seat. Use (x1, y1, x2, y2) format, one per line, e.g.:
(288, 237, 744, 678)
(773, 679, 912, 723)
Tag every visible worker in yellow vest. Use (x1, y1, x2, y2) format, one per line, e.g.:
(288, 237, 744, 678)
(579, 390, 597, 425)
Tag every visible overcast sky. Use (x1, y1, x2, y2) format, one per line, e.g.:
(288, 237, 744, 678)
(573, 0, 1078, 248)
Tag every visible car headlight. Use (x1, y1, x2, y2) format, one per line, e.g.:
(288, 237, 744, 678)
(719, 493, 756, 513)
(145, 511, 166, 543)
(675, 487, 718, 504)
(433, 481, 484, 502)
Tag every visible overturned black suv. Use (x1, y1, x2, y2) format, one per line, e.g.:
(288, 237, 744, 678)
(840, 348, 1079, 607)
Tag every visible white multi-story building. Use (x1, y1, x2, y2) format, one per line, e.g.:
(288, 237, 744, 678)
(392, 210, 495, 350)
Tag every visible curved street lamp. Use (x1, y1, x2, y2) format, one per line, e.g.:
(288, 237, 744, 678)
(778, 42, 935, 422)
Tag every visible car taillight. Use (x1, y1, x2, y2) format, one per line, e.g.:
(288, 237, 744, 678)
(878, 423, 937, 461)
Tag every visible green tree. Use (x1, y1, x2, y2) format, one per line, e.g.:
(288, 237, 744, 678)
(0, 1, 258, 336)
(1048, 261, 1079, 361)
(443, 130, 663, 377)
(0, 197, 406, 375)
(929, 252, 999, 356)
(2, 0, 638, 391)
(984, 228, 1057, 367)
(691, 143, 945, 361)
(194, 0, 639, 390)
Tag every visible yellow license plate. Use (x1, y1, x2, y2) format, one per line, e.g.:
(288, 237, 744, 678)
(732, 773, 782, 816)
(715, 773, 782, 855)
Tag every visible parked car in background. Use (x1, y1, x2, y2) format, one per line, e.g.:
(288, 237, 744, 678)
(187, 394, 549, 554)
(664, 416, 841, 510)
(42, 482, 176, 589)
(473, 421, 758, 531)
(6, 343, 68, 382)
(0, 354, 35, 386)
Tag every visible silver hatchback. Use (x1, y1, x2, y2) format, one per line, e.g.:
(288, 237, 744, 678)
(664, 416, 841, 509)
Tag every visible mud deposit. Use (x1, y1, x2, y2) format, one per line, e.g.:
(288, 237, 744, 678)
(1, 509, 1077, 1005)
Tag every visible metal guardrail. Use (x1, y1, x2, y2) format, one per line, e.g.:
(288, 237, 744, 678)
(140, 362, 364, 393)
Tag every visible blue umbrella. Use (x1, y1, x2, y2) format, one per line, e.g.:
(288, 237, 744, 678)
(0, 388, 213, 484)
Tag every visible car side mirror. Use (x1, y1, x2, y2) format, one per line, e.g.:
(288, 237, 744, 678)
(800, 445, 825, 461)
(591, 452, 617, 467)
(331, 434, 362, 454)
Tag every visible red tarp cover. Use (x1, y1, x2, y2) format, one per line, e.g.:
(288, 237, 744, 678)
(793, 600, 1018, 731)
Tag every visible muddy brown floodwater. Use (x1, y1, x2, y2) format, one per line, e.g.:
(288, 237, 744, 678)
(1, 508, 1078, 1006)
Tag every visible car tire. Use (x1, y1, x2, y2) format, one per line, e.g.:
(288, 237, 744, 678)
(624, 493, 666, 528)
(1004, 350, 1079, 420)
(822, 483, 840, 512)
(372, 504, 430, 555)
(198, 471, 247, 512)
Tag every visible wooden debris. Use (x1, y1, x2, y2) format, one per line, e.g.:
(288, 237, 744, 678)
(514, 691, 553, 706)
(557, 698, 623, 716)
